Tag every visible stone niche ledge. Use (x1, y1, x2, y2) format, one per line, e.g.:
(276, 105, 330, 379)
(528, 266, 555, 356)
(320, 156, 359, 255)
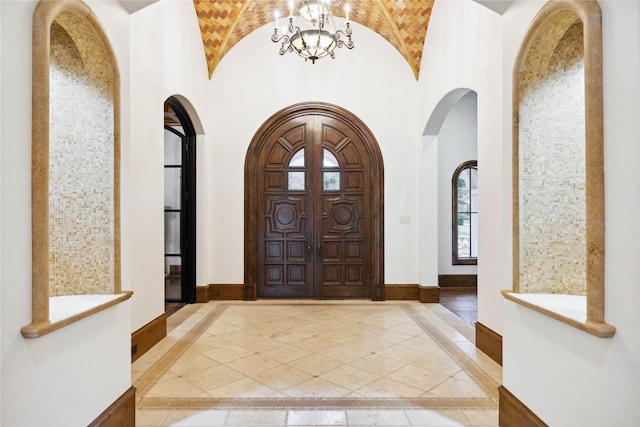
(501, 291, 615, 338)
(21, 291, 133, 339)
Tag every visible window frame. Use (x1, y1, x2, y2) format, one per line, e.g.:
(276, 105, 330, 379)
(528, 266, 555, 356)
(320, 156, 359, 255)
(452, 160, 478, 265)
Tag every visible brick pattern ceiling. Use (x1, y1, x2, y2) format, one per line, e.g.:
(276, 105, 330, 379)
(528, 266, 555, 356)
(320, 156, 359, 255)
(192, 0, 434, 80)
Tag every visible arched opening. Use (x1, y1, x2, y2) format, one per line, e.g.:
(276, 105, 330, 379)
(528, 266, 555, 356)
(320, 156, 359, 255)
(23, 0, 131, 338)
(507, 0, 614, 337)
(244, 102, 384, 300)
(422, 89, 478, 325)
(163, 96, 197, 306)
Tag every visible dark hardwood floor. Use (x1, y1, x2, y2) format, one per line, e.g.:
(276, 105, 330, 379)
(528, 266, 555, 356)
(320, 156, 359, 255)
(439, 287, 478, 326)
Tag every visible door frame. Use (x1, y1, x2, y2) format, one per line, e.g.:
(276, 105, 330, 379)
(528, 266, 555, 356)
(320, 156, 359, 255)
(165, 96, 197, 304)
(244, 102, 384, 300)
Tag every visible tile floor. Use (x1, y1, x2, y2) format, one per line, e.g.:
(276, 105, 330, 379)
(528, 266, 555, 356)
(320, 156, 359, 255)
(133, 301, 501, 426)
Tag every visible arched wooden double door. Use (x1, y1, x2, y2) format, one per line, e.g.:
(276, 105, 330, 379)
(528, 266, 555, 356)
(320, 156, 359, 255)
(245, 103, 384, 300)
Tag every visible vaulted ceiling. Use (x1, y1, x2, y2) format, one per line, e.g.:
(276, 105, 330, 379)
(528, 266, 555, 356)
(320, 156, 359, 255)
(192, 0, 435, 80)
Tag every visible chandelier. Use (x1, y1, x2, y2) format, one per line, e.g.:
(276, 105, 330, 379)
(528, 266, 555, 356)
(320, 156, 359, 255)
(271, 0, 354, 64)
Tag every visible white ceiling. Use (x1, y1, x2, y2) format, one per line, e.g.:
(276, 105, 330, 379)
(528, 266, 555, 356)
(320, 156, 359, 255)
(117, 0, 159, 15)
(473, 0, 514, 15)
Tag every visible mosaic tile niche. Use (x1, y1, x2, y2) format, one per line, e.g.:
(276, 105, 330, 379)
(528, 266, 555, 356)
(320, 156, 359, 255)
(518, 14, 586, 296)
(48, 11, 115, 296)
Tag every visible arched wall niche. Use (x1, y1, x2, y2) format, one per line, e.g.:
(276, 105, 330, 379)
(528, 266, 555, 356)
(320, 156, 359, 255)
(22, 0, 131, 339)
(505, 0, 614, 338)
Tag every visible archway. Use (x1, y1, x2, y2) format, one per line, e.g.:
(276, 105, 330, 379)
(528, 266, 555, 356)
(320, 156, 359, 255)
(163, 96, 197, 305)
(422, 88, 478, 322)
(244, 102, 384, 300)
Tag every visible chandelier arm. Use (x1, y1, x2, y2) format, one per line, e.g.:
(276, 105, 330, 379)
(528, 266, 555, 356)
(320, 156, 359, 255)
(334, 29, 354, 50)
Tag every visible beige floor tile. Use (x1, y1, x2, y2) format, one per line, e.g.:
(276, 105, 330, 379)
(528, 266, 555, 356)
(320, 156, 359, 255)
(411, 349, 463, 377)
(319, 343, 373, 364)
(251, 365, 313, 392)
(224, 410, 287, 426)
(136, 301, 501, 426)
(145, 376, 209, 398)
(207, 377, 280, 398)
(387, 322, 428, 336)
(371, 328, 414, 344)
(345, 336, 396, 353)
(294, 335, 340, 353)
(319, 365, 380, 391)
(428, 376, 487, 398)
(404, 409, 469, 426)
(288, 354, 344, 376)
(203, 344, 256, 363)
(269, 328, 317, 344)
(170, 351, 219, 376)
(136, 409, 170, 426)
(286, 410, 347, 426)
(463, 409, 499, 426)
(183, 364, 246, 392)
(224, 353, 282, 376)
(386, 365, 450, 392)
(355, 376, 425, 398)
(348, 352, 406, 376)
(401, 335, 443, 354)
(315, 328, 361, 344)
(377, 343, 436, 364)
(282, 376, 351, 397)
(346, 409, 410, 426)
(190, 335, 233, 354)
(260, 343, 312, 363)
(162, 409, 228, 426)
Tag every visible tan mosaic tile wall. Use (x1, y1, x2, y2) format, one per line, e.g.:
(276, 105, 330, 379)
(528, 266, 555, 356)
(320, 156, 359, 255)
(518, 20, 586, 296)
(48, 12, 115, 296)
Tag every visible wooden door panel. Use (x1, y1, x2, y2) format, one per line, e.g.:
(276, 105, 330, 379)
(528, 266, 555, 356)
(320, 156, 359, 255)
(247, 103, 383, 301)
(258, 118, 314, 298)
(257, 111, 375, 299)
(315, 119, 370, 299)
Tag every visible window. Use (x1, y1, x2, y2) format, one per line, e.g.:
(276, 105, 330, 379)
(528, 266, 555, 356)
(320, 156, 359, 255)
(287, 148, 305, 190)
(452, 161, 477, 265)
(323, 149, 340, 191)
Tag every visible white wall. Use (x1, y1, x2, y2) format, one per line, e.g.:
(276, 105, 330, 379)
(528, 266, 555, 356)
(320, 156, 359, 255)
(129, 0, 211, 331)
(437, 91, 478, 276)
(0, 1, 132, 425)
(206, 19, 423, 286)
(502, 1, 640, 425)
(417, 0, 503, 333)
(0, 2, 3, 420)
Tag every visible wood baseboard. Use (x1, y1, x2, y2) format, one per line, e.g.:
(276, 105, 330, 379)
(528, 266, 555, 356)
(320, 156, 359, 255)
(499, 385, 548, 427)
(384, 284, 439, 303)
(385, 284, 419, 300)
(197, 284, 439, 303)
(131, 313, 166, 363)
(438, 274, 477, 287)
(196, 284, 245, 303)
(476, 322, 502, 366)
(88, 386, 135, 427)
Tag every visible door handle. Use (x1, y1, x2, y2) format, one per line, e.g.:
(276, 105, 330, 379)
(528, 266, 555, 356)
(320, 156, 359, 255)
(316, 232, 322, 261)
(306, 232, 312, 262)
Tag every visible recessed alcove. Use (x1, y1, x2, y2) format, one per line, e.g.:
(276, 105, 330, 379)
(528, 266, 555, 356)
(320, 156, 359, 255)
(22, 0, 131, 339)
(506, 0, 614, 338)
